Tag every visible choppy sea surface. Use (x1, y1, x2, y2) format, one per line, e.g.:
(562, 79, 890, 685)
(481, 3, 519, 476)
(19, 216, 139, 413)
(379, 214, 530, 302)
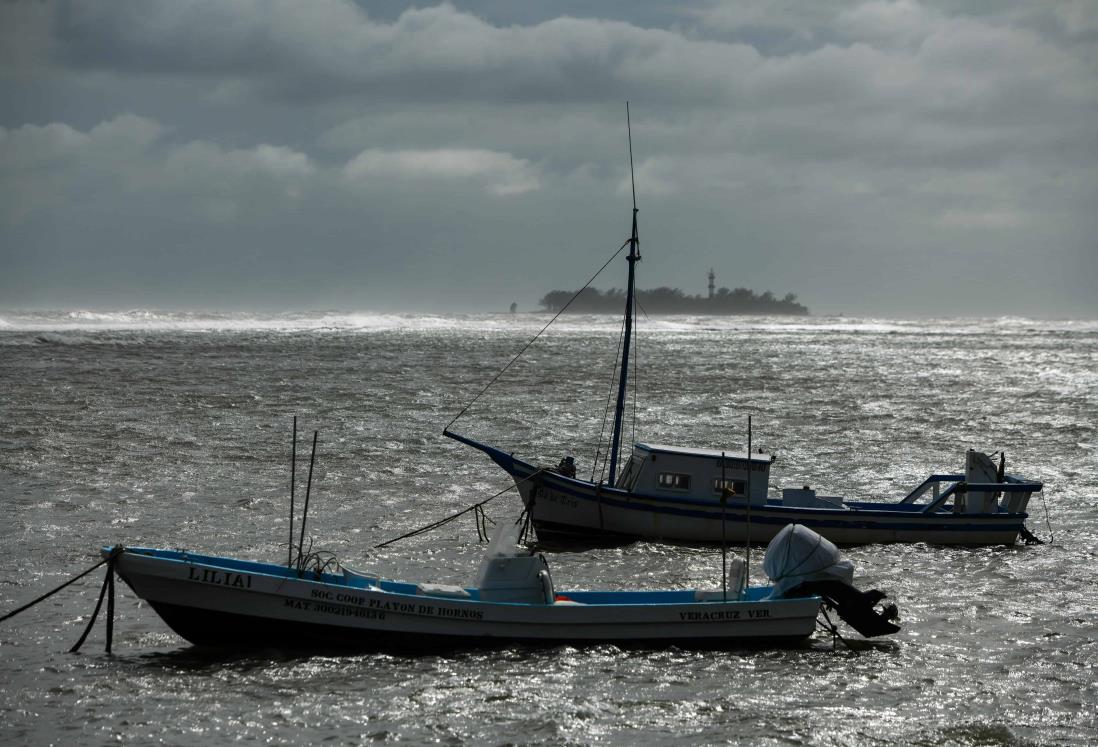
(1, 309, 1095, 746)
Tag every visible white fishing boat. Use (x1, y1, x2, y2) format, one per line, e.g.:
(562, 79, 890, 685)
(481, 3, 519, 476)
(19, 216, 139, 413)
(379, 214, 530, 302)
(445, 109, 1044, 548)
(445, 435, 1044, 546)
(106, 522, 899, 650)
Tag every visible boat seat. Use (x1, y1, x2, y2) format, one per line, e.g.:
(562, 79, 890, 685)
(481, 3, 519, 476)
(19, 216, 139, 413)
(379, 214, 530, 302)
(693, 557, 745, 601)
(417, 583, 472, 599)
(342, 565, 380, 588)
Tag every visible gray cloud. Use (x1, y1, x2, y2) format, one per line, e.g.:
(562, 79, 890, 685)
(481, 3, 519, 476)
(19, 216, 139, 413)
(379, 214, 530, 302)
(53, 2, 761, 104)
(1, 0, 1095, 316)
(344, 148, 540, 196)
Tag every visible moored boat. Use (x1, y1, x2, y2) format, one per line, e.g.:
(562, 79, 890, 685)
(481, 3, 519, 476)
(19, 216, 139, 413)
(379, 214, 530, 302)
(446, 434, 1043, 546)
(106, 522, 899, 650)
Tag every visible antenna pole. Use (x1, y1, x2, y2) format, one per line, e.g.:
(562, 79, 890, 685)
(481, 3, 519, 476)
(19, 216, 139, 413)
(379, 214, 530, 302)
(627, 102, 637, 212)
(608, 102, 641, 487)
(288, 416, 297, 567)
(297, 430, 319, 567)
(721, 451, 728, 600)
(745, 416, 752, 592)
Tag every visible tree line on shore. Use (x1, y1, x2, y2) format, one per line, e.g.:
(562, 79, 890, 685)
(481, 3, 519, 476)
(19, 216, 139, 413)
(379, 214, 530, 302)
(539, 286, 809, 315)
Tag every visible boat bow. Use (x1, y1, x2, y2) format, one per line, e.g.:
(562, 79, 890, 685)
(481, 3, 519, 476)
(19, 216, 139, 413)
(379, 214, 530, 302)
(443, 429, 529, 477)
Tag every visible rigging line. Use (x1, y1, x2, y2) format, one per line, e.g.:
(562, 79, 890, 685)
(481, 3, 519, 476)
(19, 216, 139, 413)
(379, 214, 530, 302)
(592, 311, 629, 483)
(445, 240, 632, 432)
(603, 312, 629, 481)
(628, 295, 651, 458)
(589, 310, 628, 482)
(630, 282, 639, 451)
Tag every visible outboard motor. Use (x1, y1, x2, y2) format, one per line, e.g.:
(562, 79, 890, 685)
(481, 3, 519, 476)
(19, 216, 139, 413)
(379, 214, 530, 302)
(764, 524, 899, 637)
(474, 522, 554, 604)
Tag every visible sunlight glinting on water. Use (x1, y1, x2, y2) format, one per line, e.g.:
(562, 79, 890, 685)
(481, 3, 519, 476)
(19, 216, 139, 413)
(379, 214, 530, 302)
(1, 313, 1095, 744)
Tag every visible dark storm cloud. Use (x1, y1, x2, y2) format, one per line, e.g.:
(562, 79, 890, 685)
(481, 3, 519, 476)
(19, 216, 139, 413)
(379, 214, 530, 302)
(1, 0, 1096, 315)
(52, 1, 757, 105)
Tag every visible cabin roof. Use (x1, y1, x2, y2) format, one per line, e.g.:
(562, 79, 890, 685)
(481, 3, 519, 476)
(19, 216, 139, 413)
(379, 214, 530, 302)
(634, 442, 773, 463)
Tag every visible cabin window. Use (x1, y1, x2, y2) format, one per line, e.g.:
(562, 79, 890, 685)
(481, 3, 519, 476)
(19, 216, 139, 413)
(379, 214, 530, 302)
(657, 472, 691, 490)
(713, 478, 746, 495)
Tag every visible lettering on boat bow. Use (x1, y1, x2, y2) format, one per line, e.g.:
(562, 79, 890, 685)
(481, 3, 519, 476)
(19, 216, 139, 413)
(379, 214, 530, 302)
(187, 566, 253, 589)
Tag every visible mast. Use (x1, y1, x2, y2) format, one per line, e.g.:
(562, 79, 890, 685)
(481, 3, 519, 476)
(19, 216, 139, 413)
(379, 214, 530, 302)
(608, 103, 640, 487)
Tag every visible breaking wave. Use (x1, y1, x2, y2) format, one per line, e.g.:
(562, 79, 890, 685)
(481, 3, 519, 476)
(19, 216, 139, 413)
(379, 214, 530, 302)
(0, 309, 1095, 337)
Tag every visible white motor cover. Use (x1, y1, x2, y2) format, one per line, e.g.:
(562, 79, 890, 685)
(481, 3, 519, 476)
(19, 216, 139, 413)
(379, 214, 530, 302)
(474, 522, 553, 603)
(764, 523, 854, 597)
(963, 449, 999, 513)
(482, 519, 525, 559)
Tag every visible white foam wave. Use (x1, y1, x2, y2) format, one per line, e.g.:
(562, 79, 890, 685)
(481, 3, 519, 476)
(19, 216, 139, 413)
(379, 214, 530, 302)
(0, 309, 478, 333)
(0, 309, 1094, 336)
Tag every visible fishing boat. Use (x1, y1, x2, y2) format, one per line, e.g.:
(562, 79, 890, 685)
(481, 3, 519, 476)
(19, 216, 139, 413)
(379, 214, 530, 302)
(105, 522, 899, 650)
(446, 433, 1044, 546)
(444, 109, 1044, 548)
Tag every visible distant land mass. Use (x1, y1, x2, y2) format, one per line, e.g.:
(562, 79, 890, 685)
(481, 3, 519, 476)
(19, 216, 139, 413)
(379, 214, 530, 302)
(539, 286, 810, 315)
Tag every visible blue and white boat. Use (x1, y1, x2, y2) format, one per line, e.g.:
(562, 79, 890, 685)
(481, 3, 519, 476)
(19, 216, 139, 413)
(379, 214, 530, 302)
(107, 523, 899, 650)
(445, 114, 1043, 548)
(445, 434, 1043, 546)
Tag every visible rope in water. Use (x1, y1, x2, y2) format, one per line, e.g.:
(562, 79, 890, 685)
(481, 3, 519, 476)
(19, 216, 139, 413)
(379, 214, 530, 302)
(69, 558, 116, 654)
(0, 546, 122, 624)
(1, 546, 123, 654)
(818, 606, 857, 654)
(1039, 490, 1055, 544)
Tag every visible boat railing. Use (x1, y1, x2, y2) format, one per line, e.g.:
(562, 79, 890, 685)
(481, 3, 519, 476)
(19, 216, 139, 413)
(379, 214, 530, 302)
(908, 476, 1043, 514)
(899, 474, 963, 504)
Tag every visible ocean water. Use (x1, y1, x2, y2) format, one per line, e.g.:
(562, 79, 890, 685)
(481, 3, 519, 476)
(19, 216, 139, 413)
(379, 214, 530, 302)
(1, 310, 1095, 746)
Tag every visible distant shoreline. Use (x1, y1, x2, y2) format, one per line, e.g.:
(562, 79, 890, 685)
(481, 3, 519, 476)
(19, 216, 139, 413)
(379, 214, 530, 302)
(540, 287, 810, 316)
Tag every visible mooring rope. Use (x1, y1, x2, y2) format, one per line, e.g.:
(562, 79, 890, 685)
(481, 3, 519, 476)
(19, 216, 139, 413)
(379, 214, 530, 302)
(818, 606, 857, 654)
(373, 469, 546, 549)
(0, 547, 122, 625)
(69, 559, 116, 654)
(1017, 490, 1055, 546)
(444, 241, 631, 433)
(1039, 490, 1055, 545)
(1, 546, 123, 654)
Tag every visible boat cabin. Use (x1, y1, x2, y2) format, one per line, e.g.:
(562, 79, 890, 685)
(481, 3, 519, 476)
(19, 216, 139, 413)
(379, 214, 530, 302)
(616, 442, 773, 505)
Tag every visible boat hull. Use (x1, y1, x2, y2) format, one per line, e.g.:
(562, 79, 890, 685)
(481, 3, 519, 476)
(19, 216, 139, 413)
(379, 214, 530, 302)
(513, 464, 1026, 547)
(112, 548, 821, 651)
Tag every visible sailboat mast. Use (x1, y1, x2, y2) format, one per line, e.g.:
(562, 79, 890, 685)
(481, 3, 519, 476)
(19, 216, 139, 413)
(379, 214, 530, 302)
(608, 103, 640, 488)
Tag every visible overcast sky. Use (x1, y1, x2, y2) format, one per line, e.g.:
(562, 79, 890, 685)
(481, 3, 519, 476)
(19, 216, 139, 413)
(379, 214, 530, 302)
(1, 1, 1096, 316)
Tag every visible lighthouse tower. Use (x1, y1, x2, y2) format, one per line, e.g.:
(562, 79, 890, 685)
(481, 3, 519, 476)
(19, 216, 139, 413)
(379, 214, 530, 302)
(708, 268, 715, 300)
